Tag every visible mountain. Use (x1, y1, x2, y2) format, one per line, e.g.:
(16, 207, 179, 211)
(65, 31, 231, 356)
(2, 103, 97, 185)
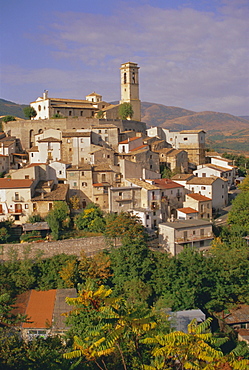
(141, 103, 249, 154)
(0, 99, 28, 119)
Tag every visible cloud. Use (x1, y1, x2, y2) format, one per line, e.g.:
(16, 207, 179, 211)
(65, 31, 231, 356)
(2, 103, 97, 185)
(2, 1, 249, 115)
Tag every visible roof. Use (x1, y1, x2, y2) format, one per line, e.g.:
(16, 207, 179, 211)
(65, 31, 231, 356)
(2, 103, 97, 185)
(218, 305, 249, 325)
(187, 176, 220, 185)
(172, 174, 194, 181)
(32, 184, 69, 201)
(126, 178, 160, 190)
(27, 146, 39, 152)
(0, 178, 33, 189)
(93, 183, 111, 187)
(119, 137, 141, 144)
(37, 137, 61, 143)
(197, 164, 233, 172)
(23, 290, 56, 329)
(93, 164, 113, 172)
(160, 219, 212, 230)
(186, 193, 212, 202)
(22, 222, 50, 232)
(86, 92, 102, 97)
(180, 130, 205, 134)
(151, 178, 184, 189)
(67, 164, 92, 171)
(177, 207, 198, 214)
(130, 144, 148, 152)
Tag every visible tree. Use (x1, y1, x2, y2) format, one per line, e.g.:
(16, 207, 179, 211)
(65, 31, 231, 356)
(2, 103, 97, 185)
(46, 201, 70, 240)
(23, 106, 37, 120)
(227, 190, 249, 233)
(118, 103, 134, 120)
(74, 203, 105, 233)
(78, 251, 112, 285)
(2, 115, 16, 123)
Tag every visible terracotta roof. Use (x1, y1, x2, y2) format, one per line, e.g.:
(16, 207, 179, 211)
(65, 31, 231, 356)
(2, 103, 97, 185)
(32, 184, 69, 201)
(177, 207, 198, 214)
(119, 137, 141, 144)
(37, 137, 61, 143)
(93, 183, 111, 187)
(186, 193, 212, 202)
(130, 144, 148, 152)
(22, 290, 56, 329)
(26, 163, 47, 168)
(67, 164, 92, 171)
(93, 164, 112, 172)
(152, 178, 184, 189)
(0, 178, 33, 189)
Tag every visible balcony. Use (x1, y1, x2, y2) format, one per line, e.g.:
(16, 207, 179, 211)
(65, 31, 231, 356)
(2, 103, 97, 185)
(12, 196, 25, 202)
(175, 234, 213, 244)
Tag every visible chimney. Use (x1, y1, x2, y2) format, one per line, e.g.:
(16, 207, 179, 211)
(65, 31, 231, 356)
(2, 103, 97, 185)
(43, 90, 48, 100)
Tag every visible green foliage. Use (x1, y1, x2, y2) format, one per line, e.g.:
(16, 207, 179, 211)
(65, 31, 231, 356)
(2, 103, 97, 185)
(46, 201, 70, 240)
(2, 115, 16, 123)
(227, 190, 249, 233)
(118, 102, 134, 120)
(96, 110, 104, 119)
(160, 165, 172, 178)
(23, 106, 37, 119)
(27, 213, 43, 223)
(51, 113, 64, 119)
(20, 231, 42, 243)
(0, 227, 9, 243)
(74, 203, 105, 233)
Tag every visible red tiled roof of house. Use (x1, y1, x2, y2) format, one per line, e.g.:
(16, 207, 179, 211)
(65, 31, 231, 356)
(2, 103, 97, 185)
(130, 144, 148, 152)
(152, 178, 184, 189)
(177, 207, 198, 214)
(119, 137, 140, 144)
(22, 290, 56, 329)
(187, 193, 212, 201)
(0, 178, 33, 189)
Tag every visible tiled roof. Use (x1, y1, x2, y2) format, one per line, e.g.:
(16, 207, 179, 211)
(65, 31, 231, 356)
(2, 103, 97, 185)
(177, 207, 198, 214)
(126, 178, 159, 190)
(187, 176, 219, 185)
(0, 178, 33, 189)
(172, 174, 194, 181)
(32, 184, 69, 201)
(180, 130, 205, 134)
(186, 193, 212, 201)
(130, 144, 148, 152)
(86, 92, 102, 97)
(218, 305, 249, 325)
(152, 178, 184, 189)
(27, 146, 39, 152)
(62, 132, 91, 138)
(93, 183, 111, 187)
(198, 164, 232, 172)
(119, 137, 141, 144)
(22, 290, 56, 329)
(67, 164, 92, 171)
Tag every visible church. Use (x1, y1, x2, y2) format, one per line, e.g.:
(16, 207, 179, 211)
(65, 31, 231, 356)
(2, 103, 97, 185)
(30, 62, 141, 122)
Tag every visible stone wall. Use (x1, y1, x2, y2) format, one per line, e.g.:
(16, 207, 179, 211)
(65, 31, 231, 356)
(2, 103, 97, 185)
(0, 236, 112, 261)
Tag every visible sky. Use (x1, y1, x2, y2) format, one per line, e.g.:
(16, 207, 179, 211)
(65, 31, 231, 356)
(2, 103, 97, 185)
(1, 0, 248, 116)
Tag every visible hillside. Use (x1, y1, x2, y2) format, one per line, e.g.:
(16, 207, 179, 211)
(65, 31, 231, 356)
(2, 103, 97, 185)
(0, 98, 28, 119)
(141, 103, 249, 154)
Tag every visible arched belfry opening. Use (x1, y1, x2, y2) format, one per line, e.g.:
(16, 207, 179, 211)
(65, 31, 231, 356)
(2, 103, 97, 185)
(29, 129, 34, 148)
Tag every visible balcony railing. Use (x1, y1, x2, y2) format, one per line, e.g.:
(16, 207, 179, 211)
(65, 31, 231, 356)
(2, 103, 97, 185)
(175, 234, 213, 244)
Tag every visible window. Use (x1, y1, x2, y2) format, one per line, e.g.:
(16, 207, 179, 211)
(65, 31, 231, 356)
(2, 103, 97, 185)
(105, 130, 107, 134)
(96, 197, 98, 201)
(59, 170, 62, 175)
(119, 192, 122, 197)
(81, 171, 84, 176)
(107, 155, 110, 159)
(99, 130, 101, 133)
(146, 215, 149, 220)
(202, 173, 206, 177)
(69, 111, 72, 116)
(33, 203, 37, 212)
(67, 139, 71, 143)
(25, 204, 29, 209)
(124, 72, 127, 84)
(183, 137, 188, 141)
(14, 192, 19, 201)
(193, 230, 196, 235)
(201, 186, 206, 190)
(80, 111, 83, 116)
(73, 182, 77, 187)
(82, 182, 87, 186)
(102, 174, 106, 182)
(38, 105, 41, 111)
(207, 203, 210, 209)
(81, 139, 84, 143)
(49, 203, 53, 211)
(31, 153, 34, 157)
(25, 175, 29, 179)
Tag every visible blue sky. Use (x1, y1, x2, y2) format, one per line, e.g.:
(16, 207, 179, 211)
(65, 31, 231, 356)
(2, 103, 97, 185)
(1, 0, 248, 115)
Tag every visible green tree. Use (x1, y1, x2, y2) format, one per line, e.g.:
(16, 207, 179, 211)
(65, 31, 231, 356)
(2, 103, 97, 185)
(2, 115, 16, 123)
(23, 106, 37, 120)
(0, 227, 9, 243)
(227, 190, 249, 232)
(46, 201, 70, 240)
(96, 110, 104, 119)
(74, 203, 105, 233)
(118, 103, 134, 120)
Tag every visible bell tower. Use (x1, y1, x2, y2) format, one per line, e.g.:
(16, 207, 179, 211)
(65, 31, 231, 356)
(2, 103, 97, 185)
(120, 62, 141, 121)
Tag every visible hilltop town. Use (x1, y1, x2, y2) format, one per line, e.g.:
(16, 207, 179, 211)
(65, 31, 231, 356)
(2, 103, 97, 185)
(0, 61, 240, 254)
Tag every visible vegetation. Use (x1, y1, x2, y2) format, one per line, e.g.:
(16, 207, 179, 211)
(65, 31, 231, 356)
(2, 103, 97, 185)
(118, 102, 134, 120)
(1, 115, 16, 123)
(23, 106, 37, 120)
(46, 201, 70, 240)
